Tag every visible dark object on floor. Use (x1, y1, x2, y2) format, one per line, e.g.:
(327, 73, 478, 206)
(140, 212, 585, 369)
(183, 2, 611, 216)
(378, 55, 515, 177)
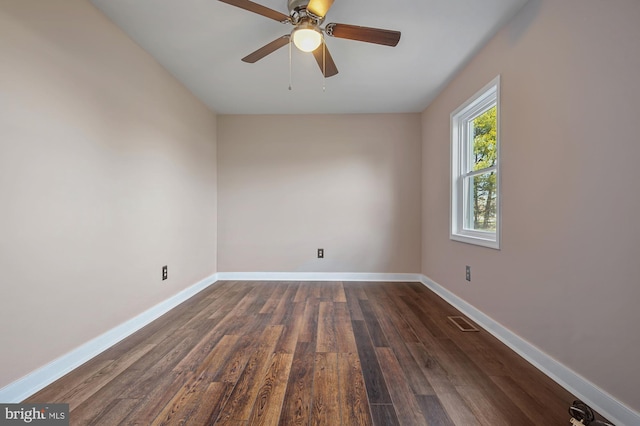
(569, 400, 615, 426)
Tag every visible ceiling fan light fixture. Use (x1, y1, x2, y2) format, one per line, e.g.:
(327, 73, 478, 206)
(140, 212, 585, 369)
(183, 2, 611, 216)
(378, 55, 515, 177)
(292, 24, 322, 52)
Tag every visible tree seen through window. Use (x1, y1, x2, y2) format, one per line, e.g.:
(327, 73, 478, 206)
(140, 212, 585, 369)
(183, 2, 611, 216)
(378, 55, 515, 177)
(471, 106, 497, 230)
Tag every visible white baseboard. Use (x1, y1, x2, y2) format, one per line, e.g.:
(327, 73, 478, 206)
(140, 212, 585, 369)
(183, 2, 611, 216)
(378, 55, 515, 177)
(0, 273, 218, 403)
(418, 274, 639, 426)
(2, 271, 637, 426)
(216, 271, 422, 282)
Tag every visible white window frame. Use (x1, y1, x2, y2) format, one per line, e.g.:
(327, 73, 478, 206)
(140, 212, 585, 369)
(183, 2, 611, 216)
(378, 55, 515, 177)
(450, 76, 501, 249)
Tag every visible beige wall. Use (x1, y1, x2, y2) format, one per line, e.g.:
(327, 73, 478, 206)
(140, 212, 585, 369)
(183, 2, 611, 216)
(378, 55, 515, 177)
(421, 0, 640, 412)
(218, 114, 421, 273)
(0, 0, 217, 389)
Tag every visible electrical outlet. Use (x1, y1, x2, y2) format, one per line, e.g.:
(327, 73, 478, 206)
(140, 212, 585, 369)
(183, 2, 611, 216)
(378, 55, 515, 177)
(465, 265, 471, 281)
(162, 265, 168, 281)
(317, 248, 324, 258)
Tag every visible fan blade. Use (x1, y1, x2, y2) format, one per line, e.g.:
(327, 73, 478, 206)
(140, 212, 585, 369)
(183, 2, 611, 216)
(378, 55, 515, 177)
(325, 23, 401, 46)
(218, 0, 290, 22)
(307, 0, 334, 19)
(242, 35, 290, 63)
(311, 41, 338, 77)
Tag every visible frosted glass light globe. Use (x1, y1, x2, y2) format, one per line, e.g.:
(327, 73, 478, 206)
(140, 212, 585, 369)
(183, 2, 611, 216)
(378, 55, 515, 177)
(292, 27, 322, 52)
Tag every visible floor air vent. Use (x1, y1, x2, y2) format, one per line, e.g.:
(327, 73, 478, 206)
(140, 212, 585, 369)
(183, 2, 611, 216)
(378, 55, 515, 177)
(447, 316, 479, 332)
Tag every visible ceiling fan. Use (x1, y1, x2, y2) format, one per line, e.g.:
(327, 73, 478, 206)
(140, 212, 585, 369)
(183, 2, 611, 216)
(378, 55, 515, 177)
(219, 0, 401, 77)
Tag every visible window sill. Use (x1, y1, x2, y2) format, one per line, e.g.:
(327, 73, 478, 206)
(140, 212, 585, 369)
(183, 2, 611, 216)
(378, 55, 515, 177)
(450, 233, 500, 250)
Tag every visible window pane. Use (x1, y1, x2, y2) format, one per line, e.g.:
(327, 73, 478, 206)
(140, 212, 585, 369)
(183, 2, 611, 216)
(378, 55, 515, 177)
(464, 171, 497, 231)
(472, 105, 497, 172)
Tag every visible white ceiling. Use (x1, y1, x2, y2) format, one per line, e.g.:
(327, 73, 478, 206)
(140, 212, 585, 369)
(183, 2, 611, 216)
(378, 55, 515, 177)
(89, 0, 528, 114)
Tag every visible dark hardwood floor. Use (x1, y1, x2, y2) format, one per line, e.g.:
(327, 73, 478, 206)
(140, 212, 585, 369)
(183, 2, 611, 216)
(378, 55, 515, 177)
(27, 280, 582, 425)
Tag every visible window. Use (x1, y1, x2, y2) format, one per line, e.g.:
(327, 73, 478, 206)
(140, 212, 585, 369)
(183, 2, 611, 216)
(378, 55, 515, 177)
(451, 76, 500, 249)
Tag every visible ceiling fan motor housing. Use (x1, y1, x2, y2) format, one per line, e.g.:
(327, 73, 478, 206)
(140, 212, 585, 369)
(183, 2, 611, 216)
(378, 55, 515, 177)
(287, 0, 310, 14)
(287, 0, 324, 25)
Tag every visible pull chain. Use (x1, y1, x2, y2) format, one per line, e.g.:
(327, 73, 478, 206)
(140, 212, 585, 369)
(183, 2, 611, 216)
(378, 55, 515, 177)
(288, 36, 292, 91)
(322, 35, 326, 92)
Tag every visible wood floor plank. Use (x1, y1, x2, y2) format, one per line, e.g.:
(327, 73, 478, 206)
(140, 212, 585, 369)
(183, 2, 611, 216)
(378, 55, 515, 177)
(293, 281, 309, 303)
(390, 295, 483, 388)
(351, 282, 369, 300)
(385, 288, 441, 347)
(270, 283, 299, 326)
(370, 404, 400, 426)
(416, 395, 455, 426)
(333, 281, 347, 303)
(401, 288, 512, 381)
(259, 282, 289, 314)
(25, 280, 597, 426)
(149, 378, 207, 426)
(247, 352, 293, 425)
(352, 320, 392, 404)
(379, 288, 421, 344)
(456, 383, 535, 426)
(26, 357, 114, 404)
(132, 286, 219, 343)
(407, 342, 480, 426)
(117, 332, 198, 403)
(338, 352, 372, 426)
(274, 301, 305, 354)
(87, 398, 141, 426)
(185, 382, 227, 425)
(196, 334, 242, 379)
(344, 285, 365, 321)
(180, 281, 250, 330)
(315, 281, 335, 300)
(489, 375, 567, 425)
(375, 347, 427, 426)
(214, 325, 284, 423)
(121, 331, 201, 400)
(334, 302, 358, 353)
(358, 299, 389, 347)
(212, 329, 265, 384)
(279, 341, 314, 426)
(150, 335, 240, 425)
(468, 327, 575, 411)
(310, 352, 340, 426)
(229, 284, 265, 317)
(62, 343, 155, 410)
(441, 330, 508, 377)
(105, 371, 191, 425)
(433, 337, 534, 425)
(316, 301, 337, 353)
(199, 331, 274, 422)
(361, 282, 387, 300)
(298, 297, 320, 343)
(310, 281, 325, 300)
(369, 296, 435, 396)
(400, 294, 450, 339)
(174, 307, 269, 375)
